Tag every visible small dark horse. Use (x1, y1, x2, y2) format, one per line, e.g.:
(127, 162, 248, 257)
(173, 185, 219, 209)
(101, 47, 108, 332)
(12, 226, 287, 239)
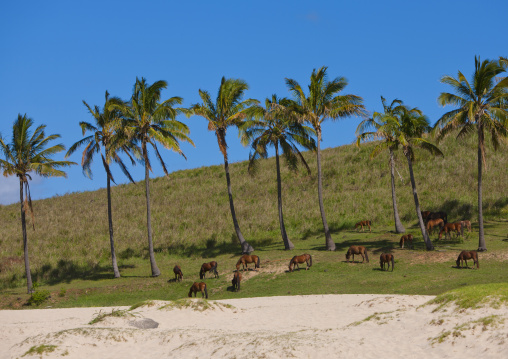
(236, 255, 260, 271)
(380, 253, 395, 271)
(423, 211, 447, 224)
(288, 254, 312, 272)
(173, 265, 183, 282)
(199, 261, 219, 279)
(456, 250, 479, 269)
(346, 246, 369, 263)
(232, 271, 242, 291)
(399, 234, 414, 249)
(188, 282, 208, 298)
(355, 220, 372, 232)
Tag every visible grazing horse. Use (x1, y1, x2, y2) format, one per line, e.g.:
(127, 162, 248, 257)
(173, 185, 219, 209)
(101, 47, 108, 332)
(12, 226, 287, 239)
(199, 261, 219, 279)
(173, 265, 183, 282)
(438, 222, 462, 240)
(288, 254, 313, 272)
(426, 218, 444, 235)
(188, 282, 208, 298)
(399, 234, 414, 249)
(355, 220, 372, 232)
(236, 255, 260, 271)
(379, 253, 395, 271)
(232, 271, 242, 291)
(346, 246, 369, 263)
(460, 220, 472, 233)
(456, 250, 479, 269)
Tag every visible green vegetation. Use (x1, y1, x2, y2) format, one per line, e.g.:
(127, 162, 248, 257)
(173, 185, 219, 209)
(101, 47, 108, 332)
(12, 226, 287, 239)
(88, 308, 136, 325)
(427, 283, 508, 311)
(159, 298, 234, 312)
(23, 344, 57, 357)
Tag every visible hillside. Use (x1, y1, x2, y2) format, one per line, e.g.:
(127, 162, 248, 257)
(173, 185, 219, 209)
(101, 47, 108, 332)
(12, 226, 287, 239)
(0, 132, 507, 289)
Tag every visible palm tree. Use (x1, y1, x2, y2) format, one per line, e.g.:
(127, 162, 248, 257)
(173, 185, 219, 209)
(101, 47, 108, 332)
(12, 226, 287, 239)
(398, 106, 443, 251)
(241, 95, 316, 250)
(356, 96, 406, 233)
(0, 114, 75, 293)
(114, 77, 193, 276)
(286, 66, 366, 251)
(191, 77, 258, 254)
(66, 91, 140, 278)
(435, 57, 508, 251)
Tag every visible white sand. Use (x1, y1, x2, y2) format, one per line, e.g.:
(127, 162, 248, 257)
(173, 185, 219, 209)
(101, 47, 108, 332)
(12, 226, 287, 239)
(1, 294, 507, 358)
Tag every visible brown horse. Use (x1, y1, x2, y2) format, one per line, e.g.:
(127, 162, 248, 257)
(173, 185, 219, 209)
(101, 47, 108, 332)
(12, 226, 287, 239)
(399, 234, 414, 249)
(346, 246, 369, 263)
(232, 271, 242, 291)
(438, 222, 462, 240)
(456, 250, 479, 269)
(424, 211, 448, 224)
(188, 282, 208, 298)
(288, 254, 313, 272)
(236, 255, 260, 271)
(421, 211, 431, 220)
(379, 253, 395, 271)
(173, 265, 183, 282)
(355, 220, 372, 232)
(199, 261, 219, 279)
(426, 218, 444, 235)
(460, 220, 472, 233)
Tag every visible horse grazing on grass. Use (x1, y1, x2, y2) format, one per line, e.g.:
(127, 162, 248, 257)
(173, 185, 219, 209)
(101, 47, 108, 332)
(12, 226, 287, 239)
(346, 246, 369, 263)
(288, 254, 312, 272)
(456, 250, 479, 269)
(426, 218, 444, 235)
(460, 220, 472, 233)
(188, 282, 208, 298)
(173, 265, 183, 282)
(355, 220, 372, 232)
(236, 255, 260, 271)
(438, 222, 462, 240)
(399, 234, 414, 249)
(380, 253, 394, 271)
(232, 271, 242, 291)
(199, 261, 219, 279)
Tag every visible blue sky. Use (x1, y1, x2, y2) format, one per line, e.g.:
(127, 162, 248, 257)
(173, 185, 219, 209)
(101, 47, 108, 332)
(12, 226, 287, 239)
(1, 0, 506, 205)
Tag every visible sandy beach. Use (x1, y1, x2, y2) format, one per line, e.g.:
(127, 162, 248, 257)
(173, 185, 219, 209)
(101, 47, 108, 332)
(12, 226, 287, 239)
(1, 294, 507, 358)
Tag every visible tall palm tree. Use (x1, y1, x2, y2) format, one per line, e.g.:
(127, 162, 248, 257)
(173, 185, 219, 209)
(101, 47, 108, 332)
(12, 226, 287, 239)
(114, 77, 193, 276)
(0, 114, 75, 293)
(241, 95, 316, 250)
(398, 106, 443, 251)
(435, 57, 508, 251)
(66, 91, 140, 278)
(286, 66, 366, 251)
(192, 77, 258, 254)
(356, 96, 406, 233)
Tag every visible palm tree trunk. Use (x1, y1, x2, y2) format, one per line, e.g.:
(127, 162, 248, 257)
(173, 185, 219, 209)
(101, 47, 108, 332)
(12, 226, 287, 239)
(20, 180, 33, 294)
(224, 158, 254, 254)
(477, 123, 486, 251)
(107, 176, 121, 278)
(143, 142, 161, 277)
(275, 143, 295, 250)
(316, 128, 335, 251)
(390, 149, 405, 233)
(405, 152, 433, 250)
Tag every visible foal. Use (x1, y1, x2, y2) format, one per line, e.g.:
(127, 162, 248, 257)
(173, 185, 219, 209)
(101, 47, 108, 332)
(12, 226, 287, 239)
(379, 253, 394, 271)
(188, 282, 208, 299)
(346, 246, 369, 263)
(232, 271, 242, 291)
(355, 220, 372, 232)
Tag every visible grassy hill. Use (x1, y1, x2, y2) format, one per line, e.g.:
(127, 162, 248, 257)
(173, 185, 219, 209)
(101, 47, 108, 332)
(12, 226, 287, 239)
(0, 132, 507, 293)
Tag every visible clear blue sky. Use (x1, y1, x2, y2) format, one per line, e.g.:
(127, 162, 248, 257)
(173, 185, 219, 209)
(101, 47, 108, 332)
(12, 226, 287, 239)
(1, 0, 506, 205)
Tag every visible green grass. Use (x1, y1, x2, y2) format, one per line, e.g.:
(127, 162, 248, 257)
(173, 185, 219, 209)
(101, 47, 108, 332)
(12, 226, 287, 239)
(427, 283, 508, 311)
(23, 344, 57, 357)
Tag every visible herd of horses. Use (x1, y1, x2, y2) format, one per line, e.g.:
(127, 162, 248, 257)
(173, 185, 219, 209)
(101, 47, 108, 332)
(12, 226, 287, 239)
(182, 214, 479, 299)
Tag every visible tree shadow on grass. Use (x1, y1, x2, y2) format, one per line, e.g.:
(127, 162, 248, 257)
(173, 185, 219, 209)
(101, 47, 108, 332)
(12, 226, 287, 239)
(33, 259, 118, 286)
(310, 238, 395, 253)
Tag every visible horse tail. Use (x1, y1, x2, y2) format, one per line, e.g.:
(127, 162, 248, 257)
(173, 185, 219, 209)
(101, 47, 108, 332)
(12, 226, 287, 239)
(204, 283, 208, 299)
(391, 255, 395, 271)
(365, 249, 369, 263)
(256, 255, 260, 268)
(399, 237, 404, 248)
(309, 255, 313, 267)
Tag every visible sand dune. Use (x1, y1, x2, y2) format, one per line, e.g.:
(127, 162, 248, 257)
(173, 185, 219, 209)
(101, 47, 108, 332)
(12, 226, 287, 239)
(1, 294, 507, 358)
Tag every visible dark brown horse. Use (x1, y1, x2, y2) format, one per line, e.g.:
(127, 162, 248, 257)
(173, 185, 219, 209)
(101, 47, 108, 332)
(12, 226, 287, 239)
(380, 253, 395, 271)
(236, 255, 260, 271)
(426, 218, 444, 235)
(346, 246, 369, 263)
(355, 220, 372, 232)
(188, 282, 208, 298)
(199, 261, 219, 279)
(438, 222, 462, 240)
(460, 220, 472, 233)
(456, 251, 479, 269)
(173, 265, 183, 282)
(288, 254, 313, 272)
(232, 271, 242, 291)
(421, 211, 431, 220)
(423, 211, 447, 224)
(399, 234, 414, 249)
